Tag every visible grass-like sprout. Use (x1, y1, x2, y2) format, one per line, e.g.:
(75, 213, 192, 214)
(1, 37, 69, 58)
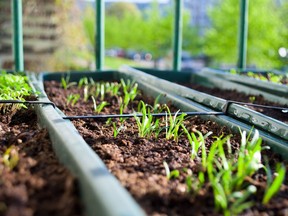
(61, 74, 77, 90)
(112, 122, 125, 138)
(206, 133, 258, 215)
(66, 94, 80, 106)
(83, 85, 89, 102)
(91, 96, 109, 113)
(78, 77, 89, 88)
(134, 101, 160, 138)
(163, 161, 180, 180)
(120, 79, 139, 111)
(262, 162, 286, 204)
(164, 105, 186, 142)
(109, 82, 121, 96)
(3, 145, 19, 170)
(182, 127, 213, 161)
(163, 124, 285, 215)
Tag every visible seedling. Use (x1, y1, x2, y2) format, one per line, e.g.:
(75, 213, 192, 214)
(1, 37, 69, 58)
(182, 128, 213, 161)
(0, 72, 34, 112)
(91, 96, 109, 113)
(164, 105, 186, 142)
(262, 163, 286, 204)
(134, 101, 160, 138)
(61, 74, 77, 90)
(3, 146, 19, 170)
(78, 77, 89, 88)
(248, 96, 256, 103)
(66, 94, 80, 106)
(163, 161, 180, 180)
(112, 122, 125, 138)
(83, 85, 89, 102)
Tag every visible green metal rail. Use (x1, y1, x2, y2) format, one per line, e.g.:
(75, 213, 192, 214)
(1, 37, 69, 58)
(12, 0, 24, 71)
(238, 0, 249, 69)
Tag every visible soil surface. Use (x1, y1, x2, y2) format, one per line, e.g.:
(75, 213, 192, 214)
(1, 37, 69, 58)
(0, 107, 83, 216)
(183, 84, 288, 124)
(45, 80, 288, 216)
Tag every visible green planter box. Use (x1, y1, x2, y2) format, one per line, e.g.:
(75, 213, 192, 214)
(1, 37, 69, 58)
(200, 68, 288, 98)
(29, 70, 288, 215)
(121, 66, 288, 142)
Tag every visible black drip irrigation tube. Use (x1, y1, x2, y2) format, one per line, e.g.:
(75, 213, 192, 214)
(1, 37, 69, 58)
(1, 100, 285, 120)
(0, 100, 56, 108)
(63, 100, 287, 120)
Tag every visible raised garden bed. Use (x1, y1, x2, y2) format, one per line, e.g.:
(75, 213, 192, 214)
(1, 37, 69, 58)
(38, 71, 288, 216)
(121, 67, 288, 142)
(0, 72, 83, 216)
(200, 68, 288, 98)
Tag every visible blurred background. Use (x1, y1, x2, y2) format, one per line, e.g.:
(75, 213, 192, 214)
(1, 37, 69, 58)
(0, 0, 287, 72)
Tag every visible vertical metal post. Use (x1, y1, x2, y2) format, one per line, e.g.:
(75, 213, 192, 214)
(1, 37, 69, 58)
(238, 0, 249, 70)
(173, 0, 183, 71)
(96, 0, 104, 71)
(12, 0, 24, 71)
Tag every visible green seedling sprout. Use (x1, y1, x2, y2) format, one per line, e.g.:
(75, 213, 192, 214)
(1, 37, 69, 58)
(164, 105, 186, 142)
(83, 85, 89, 102)
(184, 168, 205, 194)
(61, 74, 77, 90)
(262, 163, 286, 204)
(182, 127, 213, 161)
(163, 161, 180, 180)
(3, 146, 19, 170)
(248, 96, 256, 103)
(91, 96, 109, 113)
(110, 82, 121, 96)
(100, 83, 105, 101)
(78, 77, 89, 88)
(112, 122, 125, 138)
(205, 130, 269, 215)
(66, 94, 80, 106)
(121, 79, 139, 103)
(134, 101, 160, 138)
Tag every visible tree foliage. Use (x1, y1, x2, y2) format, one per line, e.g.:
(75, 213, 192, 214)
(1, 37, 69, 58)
(204, 0, 287, 69)
(82, 1, 201, 61)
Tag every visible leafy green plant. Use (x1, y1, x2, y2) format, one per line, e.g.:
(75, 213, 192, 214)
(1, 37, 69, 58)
(162, 128, 286, 215)
(182, 128, 213, 161)
(112, 122, 125, 138)
(0, 72, 34, 113)
(78, 77, 89, 88)
(91, 96, 109, 113)
(61, 74, 77, 90)
(206, 133, 258, 216)
(164, 105, 186, 142)
(262, 163, 286, 204)
(134, 101, 160, 138)
(163, 161, 180, 180)
(66, 94, 80, 106)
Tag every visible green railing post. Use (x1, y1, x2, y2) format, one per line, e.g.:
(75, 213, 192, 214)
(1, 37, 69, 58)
(12, 0, 24, 71)
(173, 0, 183, 71)
(238, 0, 249, 70)
(96, 0, 104, 71)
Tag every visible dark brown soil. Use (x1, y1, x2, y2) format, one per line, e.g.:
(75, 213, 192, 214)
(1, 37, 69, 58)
(0, 107, 83, 216)
(44, 81, 288, 216)
(183, 84, 288, 124)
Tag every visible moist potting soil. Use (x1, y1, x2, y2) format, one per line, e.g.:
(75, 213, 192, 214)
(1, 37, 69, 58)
(0, 107, 83, 216)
